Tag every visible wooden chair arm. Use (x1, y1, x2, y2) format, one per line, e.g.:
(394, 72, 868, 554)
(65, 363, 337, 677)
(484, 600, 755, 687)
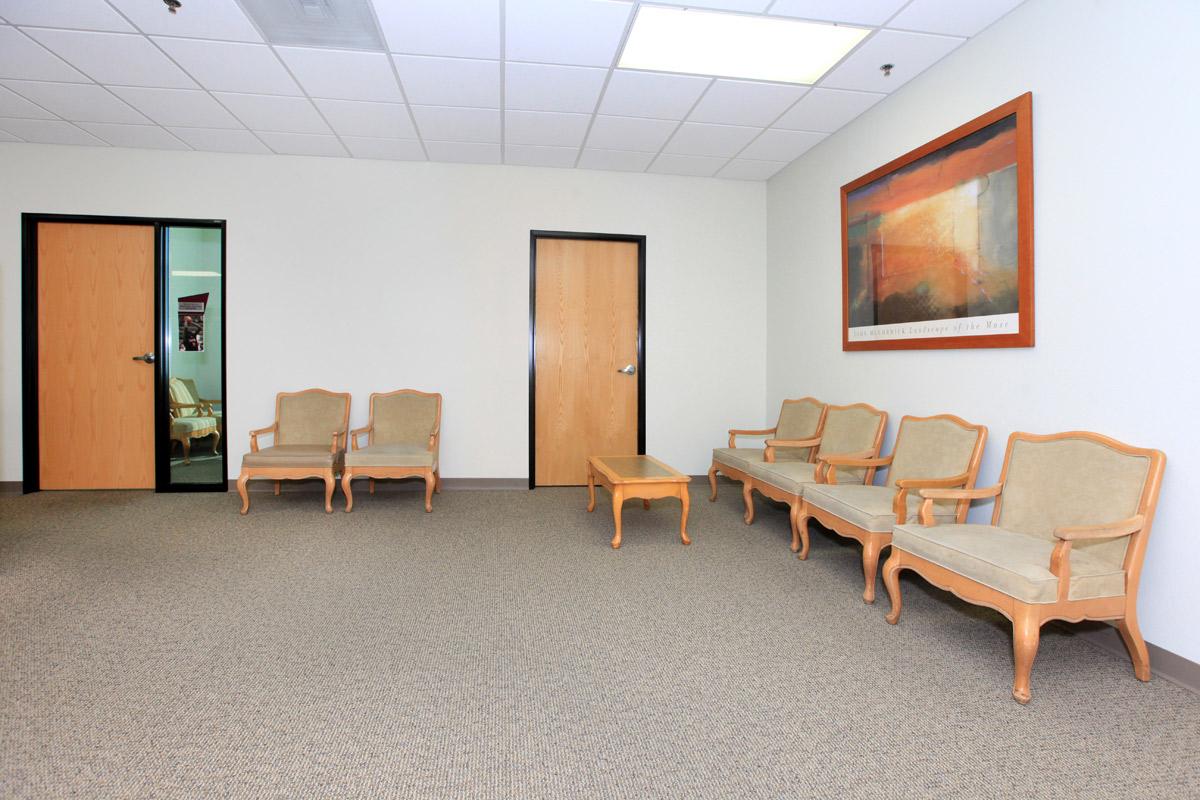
(894, 472, 972, 523)
(917, 484, 1002, 526)
(728, 427, 776, 448)
(763, 436, 821, 463)
(329, 430, 345, 454)
(825, 454, 893, 468)
(1049, 516, 1144, 602)
(349, 426, 372, 451)
(814, 449, 876, 484)
(248, 424, 276, 453)
(428, 430, 440, 452)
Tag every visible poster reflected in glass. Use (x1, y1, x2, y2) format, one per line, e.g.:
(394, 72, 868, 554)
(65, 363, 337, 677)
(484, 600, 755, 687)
(841, 93, 1034, 351)
(178, 292, 207, 351)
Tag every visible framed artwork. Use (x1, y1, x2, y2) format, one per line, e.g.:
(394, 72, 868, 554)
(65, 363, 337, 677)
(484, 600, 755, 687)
(841, 92, 1034, 351)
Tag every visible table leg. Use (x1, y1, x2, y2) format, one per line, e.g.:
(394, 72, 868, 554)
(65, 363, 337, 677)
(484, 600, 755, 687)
(642, 499, 650, 510)
(611, 488, 624, 549)
(586, 462, 596, 512)
(679, 484, 691, 545)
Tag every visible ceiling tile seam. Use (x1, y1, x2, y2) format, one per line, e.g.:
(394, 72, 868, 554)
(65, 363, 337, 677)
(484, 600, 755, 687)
(644, 77, 716, 174)
(498, 0, 506, 161)
(363, 2, 430, 161)
(0, 82, 72, 123)
(572, 0, 640, 168)
(262, 44, 358, 156)
(717, 77, 831, 168)
(0, 122, 30, 142)
(9, 25, 95, 86)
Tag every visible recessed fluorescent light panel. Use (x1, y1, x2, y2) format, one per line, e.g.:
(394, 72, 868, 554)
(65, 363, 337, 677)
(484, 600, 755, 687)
(239, 0, 384, 50)
(619, 6, 869, 85)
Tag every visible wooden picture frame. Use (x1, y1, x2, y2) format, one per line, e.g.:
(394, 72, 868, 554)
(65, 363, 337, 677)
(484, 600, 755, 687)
(841, 92, 1034, 351)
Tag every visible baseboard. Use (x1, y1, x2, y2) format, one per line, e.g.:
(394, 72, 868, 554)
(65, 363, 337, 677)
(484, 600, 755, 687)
(0, 481, 21, 494)
(1070, 622, 1200, 696)
(230, 477, 527, 492)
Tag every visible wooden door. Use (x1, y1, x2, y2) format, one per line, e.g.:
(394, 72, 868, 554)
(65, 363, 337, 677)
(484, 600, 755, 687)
(38, 223, 156, 489)
(534, 237, 640, 486)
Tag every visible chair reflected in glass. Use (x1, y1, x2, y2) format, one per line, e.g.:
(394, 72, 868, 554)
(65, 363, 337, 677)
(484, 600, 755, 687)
(168, 376, 220, 465)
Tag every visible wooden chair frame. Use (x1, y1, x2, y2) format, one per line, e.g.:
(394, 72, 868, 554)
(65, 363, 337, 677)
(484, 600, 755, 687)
(707, 397, 828, 501)
(235, 388, 350, 514)
(881, 430, 1166, 704)
(342, 389, 442, 513)
(799, 414, 987, 604)
(168, 380, 221, 465)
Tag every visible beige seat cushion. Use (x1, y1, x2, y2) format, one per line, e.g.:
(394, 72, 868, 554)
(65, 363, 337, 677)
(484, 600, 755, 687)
(345, 444, 435, 468)
(713, 446, 807, 471)
(804, 484, 957, 533)
(171, 417, 217, 435)
(242, 445, 341, 469)
(892, 523, 1126, 604)
(744, 460, 817, 496)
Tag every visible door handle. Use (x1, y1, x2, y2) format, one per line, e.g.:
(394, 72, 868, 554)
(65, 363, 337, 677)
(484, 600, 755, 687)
(131, 353, 156, 364)
(618, 364, 636, 375)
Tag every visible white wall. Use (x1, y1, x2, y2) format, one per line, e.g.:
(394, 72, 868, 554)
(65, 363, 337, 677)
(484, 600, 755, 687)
(766, 0, 1200, 662)
(0, 146, 766, 481)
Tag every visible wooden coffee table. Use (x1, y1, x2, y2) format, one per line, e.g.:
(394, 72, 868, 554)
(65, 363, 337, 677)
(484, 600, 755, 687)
(586, 455, 691, 549)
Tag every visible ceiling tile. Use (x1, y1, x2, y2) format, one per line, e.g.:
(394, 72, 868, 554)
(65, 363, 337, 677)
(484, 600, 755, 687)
(256, 131, 346, 157)
(577, 148, 654, 172)
(0, 129, 21, 141)
(167, 126, 270, 154)
(314, 99, 416, 139)
(411, 105, 499, 143)
(505, 143, 577, 168)
(153, 38, 301, 96)
(424, 140, 500, 164)
(663, 121, 759, 158)
(738, 128, 825, 160)
(888, 0, 1026, 37)
(650, 0, 772, 10)
(688, 79, 809, 127)
(505, 63, 607, 114)
(0, 83, 56, 119)
(648, 153, 725, 177)
(0, 116, 105, 145)
(585, 114, 676, 152)
(820, 29, 964, 92)
(718, 158, 788, 181)
(506, 0, 633, 67)
(0, 0, 135, 32)
(106, 0, 262, 42)
(275, 47, 402, 102)
(110, 86, 242, 128)
(598, 70, 711, 120)
(768, 0, 908, 26)
(0, 26, 89, 82)
(774, 87, 882, 132)
(342, 136, 425, 161)
(3, 80, 148, 123)
(505, 109, 590, 147)
(77, 121, 189, 149)
(212, 92, 328, 134)
(375, 0, 500, 59)
(24, 29, 197, 88)
(393, 55, 499, 109)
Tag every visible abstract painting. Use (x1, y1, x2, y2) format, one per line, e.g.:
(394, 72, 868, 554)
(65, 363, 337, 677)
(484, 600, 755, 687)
(841, 93, 1034, 350)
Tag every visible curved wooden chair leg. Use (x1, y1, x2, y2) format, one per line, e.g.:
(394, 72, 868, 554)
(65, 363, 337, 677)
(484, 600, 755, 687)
(322, 474, 335, 513)
(861, 536, 885, 604)
(182, 437, 192, 465)
(742, 482, 755, 525)
(236, 472, 251, 515)
(1012, 606, 1042, 704)
(642, 499, 650, 510)
(883, 554, 903, 624)
(707, 464, 719, 501)
(369, 478, 376, 495)
(273, 480, 281, 496)
(434, 471, 442, 493)
(1116, 614, 1151, 682)
(342, 472, 354, 512)
(210, 430, 221, 455)
(794, 503, 812, 560)
(423, 471, 435, 512)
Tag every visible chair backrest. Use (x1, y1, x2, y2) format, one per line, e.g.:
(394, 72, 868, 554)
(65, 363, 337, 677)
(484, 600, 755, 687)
(887, 414, 987, 520)
(168, 377, 199, 417)
(773, 397, 827, 461)
(995, 431, 1166, 574)
(815, 403, 887, 484)
(275, 389, 351, 446)
(370, 390, 442, 446)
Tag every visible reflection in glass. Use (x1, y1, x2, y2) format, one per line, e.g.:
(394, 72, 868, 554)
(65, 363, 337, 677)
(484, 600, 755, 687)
(165, 226, 224, 487)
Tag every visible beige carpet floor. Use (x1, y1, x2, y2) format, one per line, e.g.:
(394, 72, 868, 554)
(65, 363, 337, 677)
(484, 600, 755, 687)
(2, 481, 1198, 798)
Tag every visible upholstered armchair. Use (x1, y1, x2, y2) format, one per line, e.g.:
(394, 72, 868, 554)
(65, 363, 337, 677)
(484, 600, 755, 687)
(167, 376, 220, 464)
(235, 389, 351, 514)
(882, 431, 1166, 704)
(740, 403, 887, 551)
(342, 389, 442, 513)
(707, 397, 827, 501)
(800, 414, 987, 602)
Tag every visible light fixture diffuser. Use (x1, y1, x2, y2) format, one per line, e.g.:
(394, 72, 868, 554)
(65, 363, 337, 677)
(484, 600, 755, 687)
(618, 6, 869, 85)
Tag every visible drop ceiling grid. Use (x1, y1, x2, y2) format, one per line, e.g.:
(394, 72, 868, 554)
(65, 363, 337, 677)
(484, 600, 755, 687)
(0, 0, 1027, 178)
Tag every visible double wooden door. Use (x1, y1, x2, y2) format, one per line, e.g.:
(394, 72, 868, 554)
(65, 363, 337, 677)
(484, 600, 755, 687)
(532, 235, 642, 486)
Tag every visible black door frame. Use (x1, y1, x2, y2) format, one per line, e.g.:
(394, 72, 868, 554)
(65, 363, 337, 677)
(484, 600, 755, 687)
(21, 212, 228, 494)
(528, 230, 646, 489)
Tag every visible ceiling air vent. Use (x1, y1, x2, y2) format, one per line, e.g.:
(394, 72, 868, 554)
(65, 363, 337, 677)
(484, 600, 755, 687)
(238, 0, 385, 50)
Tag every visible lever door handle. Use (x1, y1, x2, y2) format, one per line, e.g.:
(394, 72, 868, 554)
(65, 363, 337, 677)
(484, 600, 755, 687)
(131, 353, 156, 364)
(618, 364, 636, 375)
